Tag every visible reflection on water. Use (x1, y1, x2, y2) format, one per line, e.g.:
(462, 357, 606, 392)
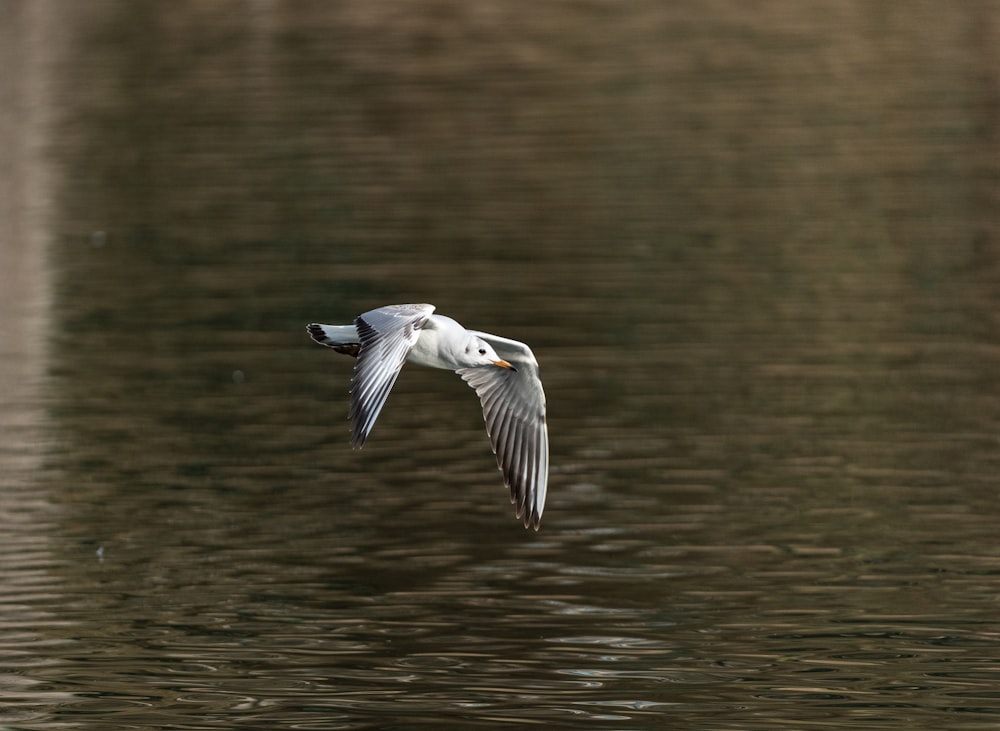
(0, 1, 73, 724)
(2, 0, 1000, 728)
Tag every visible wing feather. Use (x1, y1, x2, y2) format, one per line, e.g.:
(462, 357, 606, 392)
(349, 304, 435, 447)
(458, 332, 548, 529)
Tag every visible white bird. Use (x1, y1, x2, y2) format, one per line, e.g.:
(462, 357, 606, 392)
(307, 303, 548, 529)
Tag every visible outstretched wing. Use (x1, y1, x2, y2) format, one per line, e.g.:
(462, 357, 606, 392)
(458, 332, 548, 529)
(350, 304, 435, 448)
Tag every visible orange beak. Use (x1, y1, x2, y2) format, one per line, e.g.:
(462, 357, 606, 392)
(493, 359, 516, 371)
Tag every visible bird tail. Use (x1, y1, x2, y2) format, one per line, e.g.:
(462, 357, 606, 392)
(306, 323, 361, 357)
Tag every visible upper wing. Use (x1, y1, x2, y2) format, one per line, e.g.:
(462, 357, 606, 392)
(350, 304, 435, 448)
(458, 332, 548, 529)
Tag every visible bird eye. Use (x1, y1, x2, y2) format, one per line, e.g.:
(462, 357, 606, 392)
(479, 348, 486, 355)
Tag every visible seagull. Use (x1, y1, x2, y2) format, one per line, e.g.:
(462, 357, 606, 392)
(307, 303, 548, 529)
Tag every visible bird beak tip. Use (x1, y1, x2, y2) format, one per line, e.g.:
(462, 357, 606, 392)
(494, 359, 516, 371)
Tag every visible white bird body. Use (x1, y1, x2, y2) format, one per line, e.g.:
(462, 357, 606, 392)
(307, 303, 548, 529)
(406, 314, 479, 370)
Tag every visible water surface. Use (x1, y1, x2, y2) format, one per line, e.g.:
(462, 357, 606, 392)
(3, 2, 1000, 728)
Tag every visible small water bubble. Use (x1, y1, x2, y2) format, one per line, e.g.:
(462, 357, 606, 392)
(232, 370, 246, 384)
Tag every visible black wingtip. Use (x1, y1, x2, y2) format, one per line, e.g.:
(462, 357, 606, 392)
(528, 507, 542, 530)
(514, 497, 542, 530)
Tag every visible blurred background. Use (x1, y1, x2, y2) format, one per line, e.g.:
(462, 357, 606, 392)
(2, 1, 999, 728)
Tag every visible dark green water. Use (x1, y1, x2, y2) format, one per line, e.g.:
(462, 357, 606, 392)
(2, 2, 1000, 728)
